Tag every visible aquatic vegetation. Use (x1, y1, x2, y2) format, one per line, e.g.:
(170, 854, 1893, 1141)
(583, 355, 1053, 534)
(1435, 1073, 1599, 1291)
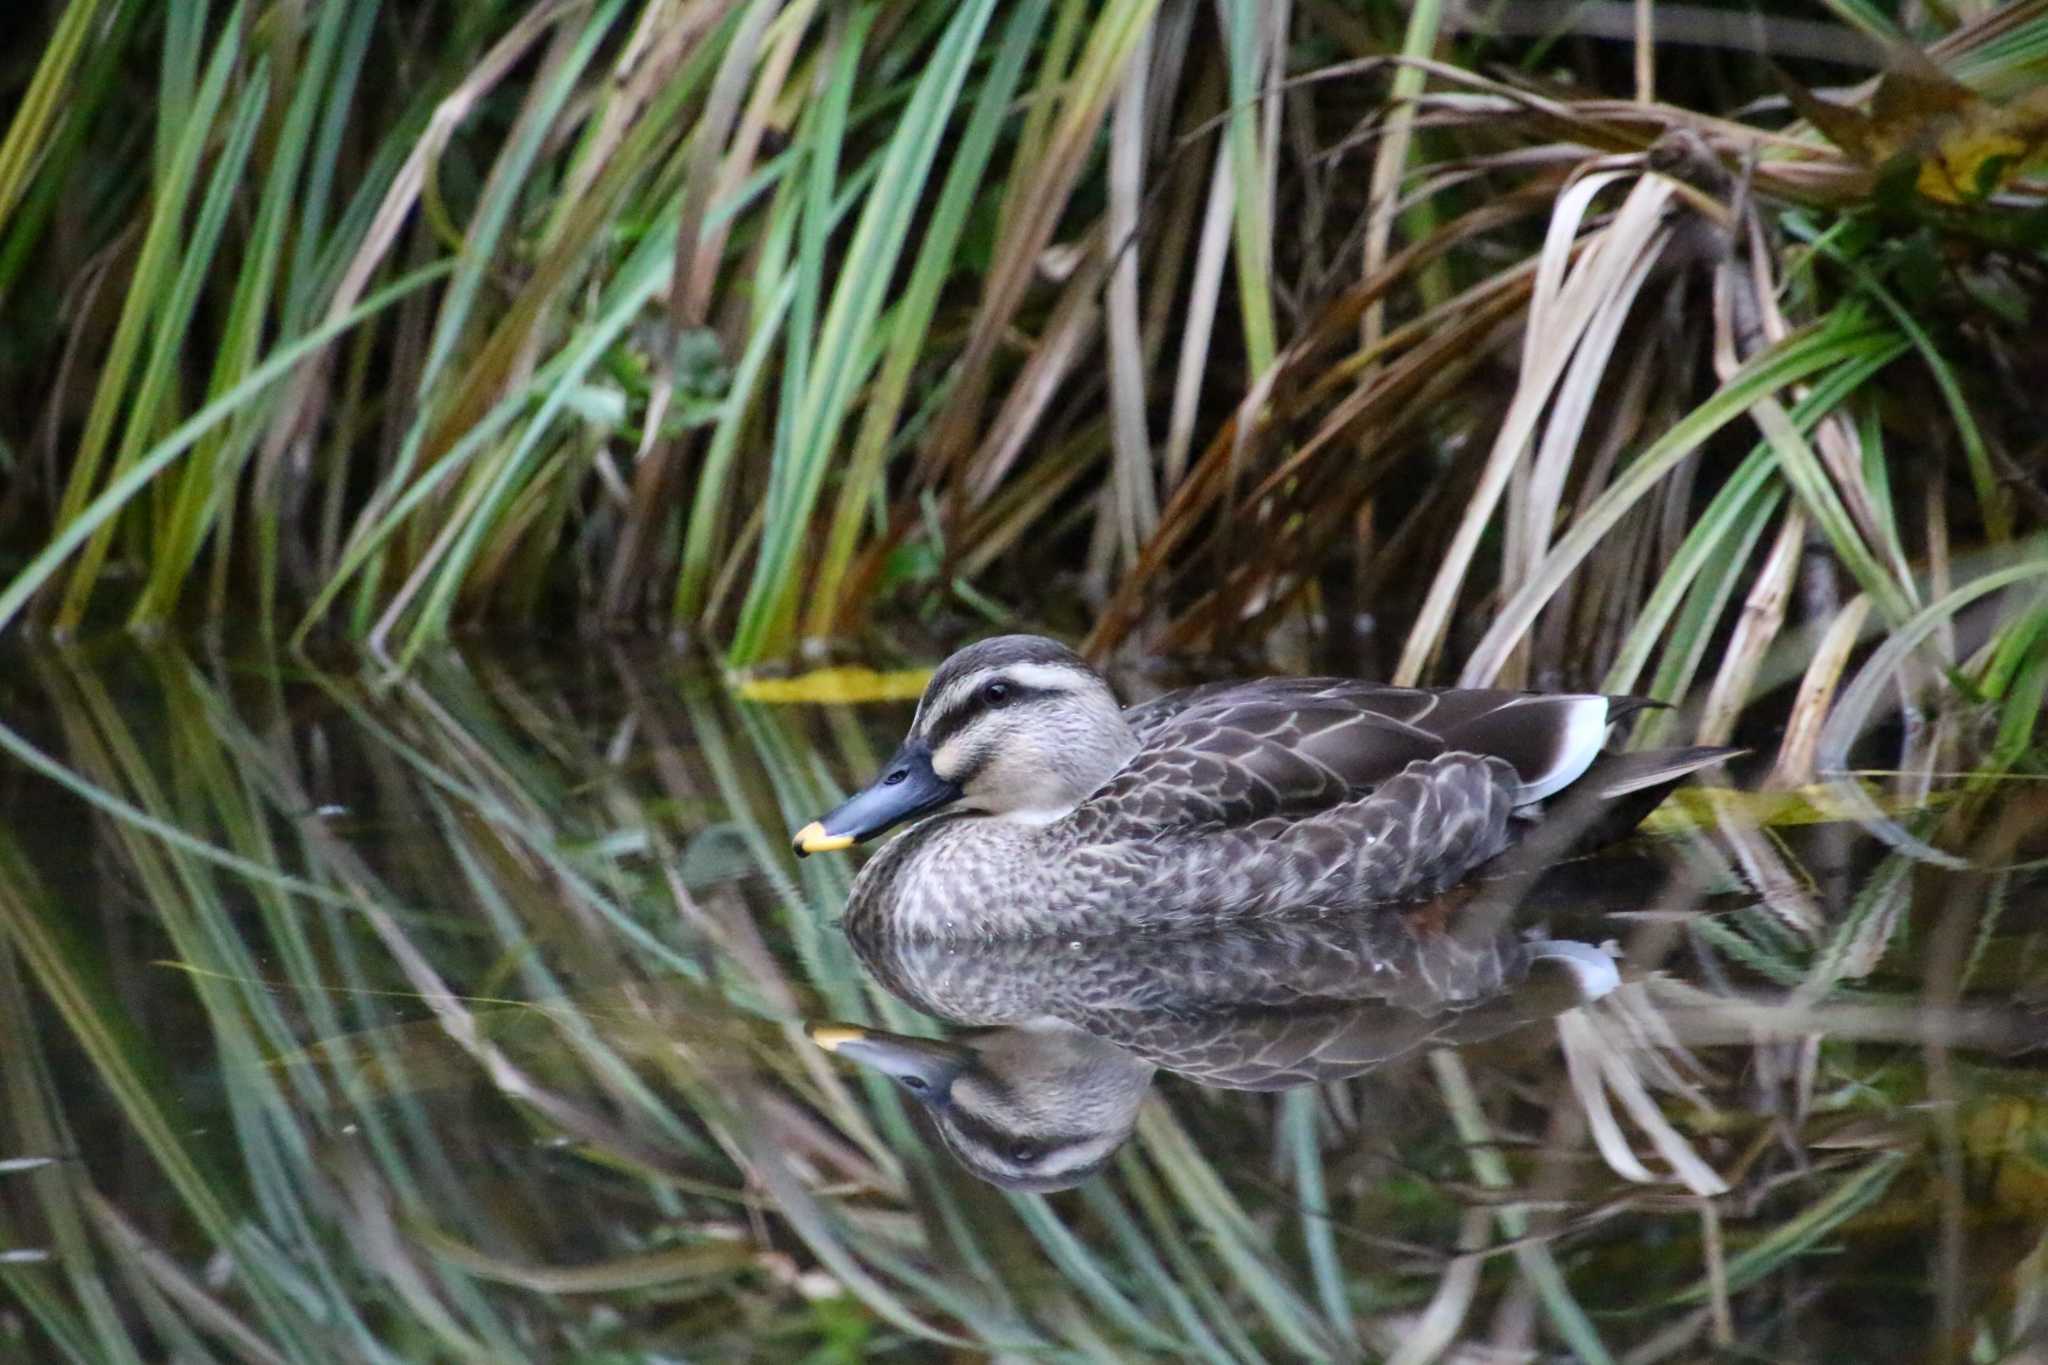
(1, 2, 2046, 1358)
(0, 645, 2043, 1360)
(0, 0, 2042, 703)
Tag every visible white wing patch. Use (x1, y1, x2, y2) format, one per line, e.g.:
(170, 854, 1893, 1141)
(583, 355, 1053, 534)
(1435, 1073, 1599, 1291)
(1527, 938, 1622, 1002)
(1506, 694, 1609, 804)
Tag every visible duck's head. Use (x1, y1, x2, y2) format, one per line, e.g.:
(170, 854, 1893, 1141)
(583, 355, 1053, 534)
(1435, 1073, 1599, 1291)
(809, 1020, 1152, 1191)
(792, 635, 1134, 855)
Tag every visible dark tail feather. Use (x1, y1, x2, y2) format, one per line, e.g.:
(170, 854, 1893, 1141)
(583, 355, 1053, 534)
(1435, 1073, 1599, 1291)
(1584, 746, 1742, 798)
(1444, 744, 1742, 947)
(1554, 745, 1745, 854)
(1602, 695, 1671, 728)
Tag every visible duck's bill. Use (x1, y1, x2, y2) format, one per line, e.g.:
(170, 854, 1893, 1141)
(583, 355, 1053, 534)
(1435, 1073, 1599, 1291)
(807, 1022, 970, 1098)
(791, 741, 961, 856)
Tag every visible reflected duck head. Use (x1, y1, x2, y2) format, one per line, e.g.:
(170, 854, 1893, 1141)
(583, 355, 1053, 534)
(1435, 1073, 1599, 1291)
(793, 636, 1134, 856)
(809, 1020, 1152, 1192)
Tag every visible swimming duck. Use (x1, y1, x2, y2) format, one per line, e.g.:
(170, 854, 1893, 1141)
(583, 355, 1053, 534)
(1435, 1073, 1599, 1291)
(791, 634, 1735, 939)
(811, 909, 1622, 1190)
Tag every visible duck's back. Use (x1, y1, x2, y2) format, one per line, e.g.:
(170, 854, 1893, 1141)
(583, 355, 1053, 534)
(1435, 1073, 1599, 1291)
(1088, 678, 1623, 841)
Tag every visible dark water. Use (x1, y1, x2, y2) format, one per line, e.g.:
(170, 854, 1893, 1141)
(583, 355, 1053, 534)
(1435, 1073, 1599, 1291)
(0, 643, 2042, 1363)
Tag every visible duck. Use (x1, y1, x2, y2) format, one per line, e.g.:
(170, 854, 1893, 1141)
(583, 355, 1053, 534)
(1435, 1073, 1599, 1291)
(790, 633, 1736, 940)
(809, 907, 1624, 1191)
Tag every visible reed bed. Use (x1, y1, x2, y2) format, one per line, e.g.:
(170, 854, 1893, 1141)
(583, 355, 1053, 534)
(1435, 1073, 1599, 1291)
(0, 1, 2041, 697)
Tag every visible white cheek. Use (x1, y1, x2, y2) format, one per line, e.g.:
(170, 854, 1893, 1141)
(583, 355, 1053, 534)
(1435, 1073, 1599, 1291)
(978, 746, 1078, 821)
(930, 735, 969, 782)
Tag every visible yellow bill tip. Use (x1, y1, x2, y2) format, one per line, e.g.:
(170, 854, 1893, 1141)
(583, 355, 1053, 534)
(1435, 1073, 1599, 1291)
(791, 821, 855, 856)
(807, 1024, 868, 1053)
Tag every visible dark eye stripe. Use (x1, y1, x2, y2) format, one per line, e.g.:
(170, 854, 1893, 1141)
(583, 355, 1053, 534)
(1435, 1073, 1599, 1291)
(922, 683, 1061, 750)
(942, 1105, 1093, 1167)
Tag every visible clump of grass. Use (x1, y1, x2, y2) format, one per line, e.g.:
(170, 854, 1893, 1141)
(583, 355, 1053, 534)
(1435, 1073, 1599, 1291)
(0, 3, 2041, 732)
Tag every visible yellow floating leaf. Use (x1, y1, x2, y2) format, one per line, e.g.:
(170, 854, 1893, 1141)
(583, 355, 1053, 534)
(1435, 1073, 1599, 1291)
(1780, 52, 1965, 167)
(732, 665, 932, 704)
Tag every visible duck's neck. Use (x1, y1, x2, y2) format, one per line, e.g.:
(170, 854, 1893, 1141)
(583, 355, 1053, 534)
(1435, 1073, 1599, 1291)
(845, 714, 1138, 939)
(983, 715, 1139, 824)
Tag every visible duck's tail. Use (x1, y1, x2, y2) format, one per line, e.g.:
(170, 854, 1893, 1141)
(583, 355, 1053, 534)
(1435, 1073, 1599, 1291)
(1540, 745, 1745, 857)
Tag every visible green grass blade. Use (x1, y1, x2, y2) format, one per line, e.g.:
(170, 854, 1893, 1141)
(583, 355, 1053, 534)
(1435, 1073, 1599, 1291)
(0, 263, 452, 637)
(1463, 317, 1904, 685)
(799, 0, 1052, 638)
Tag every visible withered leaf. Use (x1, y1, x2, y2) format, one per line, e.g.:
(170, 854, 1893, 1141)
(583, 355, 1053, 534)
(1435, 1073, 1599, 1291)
(1780, 48, 2048, 205)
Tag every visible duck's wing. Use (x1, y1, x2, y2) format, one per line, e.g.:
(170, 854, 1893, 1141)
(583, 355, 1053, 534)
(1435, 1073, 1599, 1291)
(1123, 678, 1445, 743)
(1082, 696, 1447, 834)
(1120, 680, 1244, 743)
(1050, 916, 1568, 1089)
(1107, 996, 1542, 1090)
(1091, 681, 1617, 833)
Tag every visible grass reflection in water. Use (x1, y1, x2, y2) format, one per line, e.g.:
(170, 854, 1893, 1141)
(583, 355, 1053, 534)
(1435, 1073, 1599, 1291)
(0, 642, 2043, 1362)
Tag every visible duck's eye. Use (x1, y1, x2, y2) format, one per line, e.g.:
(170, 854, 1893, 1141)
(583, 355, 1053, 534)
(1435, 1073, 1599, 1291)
(1008, 1140, 1042, 1164)
(981, 681, 1012, 706)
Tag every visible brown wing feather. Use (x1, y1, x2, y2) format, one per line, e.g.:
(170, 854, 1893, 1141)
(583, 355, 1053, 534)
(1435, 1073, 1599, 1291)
(1125, 679, 1502, 742)
(1100, 679, 1619, 835)
(1110, 982, 1582, 1089)
(1087, 699, 1447, 832)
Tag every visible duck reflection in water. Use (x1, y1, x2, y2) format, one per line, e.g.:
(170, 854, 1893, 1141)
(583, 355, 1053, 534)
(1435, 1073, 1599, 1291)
(811, 905, 1624, 1191)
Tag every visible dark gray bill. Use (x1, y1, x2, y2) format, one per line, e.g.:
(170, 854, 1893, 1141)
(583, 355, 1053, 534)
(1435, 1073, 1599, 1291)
(808, 1023, 970, 1102)
(791, 740, 961, 855)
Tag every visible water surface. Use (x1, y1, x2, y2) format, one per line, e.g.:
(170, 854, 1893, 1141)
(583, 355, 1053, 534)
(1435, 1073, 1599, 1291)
(0, 643, 2042, 1362)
